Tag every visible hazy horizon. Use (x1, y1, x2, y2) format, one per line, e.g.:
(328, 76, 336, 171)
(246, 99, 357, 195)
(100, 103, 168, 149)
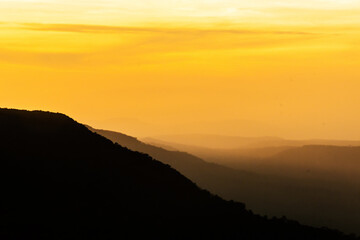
(82, 117, 360, 141)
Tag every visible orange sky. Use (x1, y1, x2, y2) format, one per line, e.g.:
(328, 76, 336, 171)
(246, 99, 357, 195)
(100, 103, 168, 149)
(1, 0, 360, 139)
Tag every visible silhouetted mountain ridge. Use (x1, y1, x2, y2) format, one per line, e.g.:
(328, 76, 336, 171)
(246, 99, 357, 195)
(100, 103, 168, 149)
(0, 108, 357, 239)
(89, 126, 360, 235)
(87, 126, 246, 175)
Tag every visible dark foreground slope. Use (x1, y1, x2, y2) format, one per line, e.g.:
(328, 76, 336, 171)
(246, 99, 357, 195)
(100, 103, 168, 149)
(89, 127, 360, 234)
(0, 109, 356, 240)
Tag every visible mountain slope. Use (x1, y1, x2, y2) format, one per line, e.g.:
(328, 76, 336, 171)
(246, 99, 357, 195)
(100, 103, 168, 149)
(90, 127, 360, 235)
(0, 108, 356, 239)
(87, 126, 258, 187)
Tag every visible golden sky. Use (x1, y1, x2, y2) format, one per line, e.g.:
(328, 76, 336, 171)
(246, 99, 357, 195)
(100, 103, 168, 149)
(1, 0, 360, 139)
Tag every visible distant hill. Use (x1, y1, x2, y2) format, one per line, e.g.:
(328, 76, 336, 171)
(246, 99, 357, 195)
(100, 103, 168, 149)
(199, 145, 360, 182)
(88, 126, 259, 188)
(90, 127, 360, 235)
(267, 145, 360, 180)
(142, 137, 295, 159)
(1, 108, 355, 239)
(143, 134, 360, 149)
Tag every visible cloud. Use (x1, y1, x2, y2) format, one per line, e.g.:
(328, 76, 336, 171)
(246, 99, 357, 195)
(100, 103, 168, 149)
(0, 22, 327, 68)
(21, 22, 314, 36)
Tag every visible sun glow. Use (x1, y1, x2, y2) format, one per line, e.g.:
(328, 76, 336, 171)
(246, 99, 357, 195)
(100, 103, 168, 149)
(1, 0, 360, 139)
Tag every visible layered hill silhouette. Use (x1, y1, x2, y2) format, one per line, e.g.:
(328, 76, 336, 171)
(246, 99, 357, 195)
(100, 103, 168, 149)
(200, 145, 360, 235)
(142, 137, 295, 159)
(87, 126, 259, 189)
(143, 134, 360, 149)
(0, 108, 357, 239)
(90, 127, 360, 235)
(182, 144, 360, 180)
(268, 145, 360, 178)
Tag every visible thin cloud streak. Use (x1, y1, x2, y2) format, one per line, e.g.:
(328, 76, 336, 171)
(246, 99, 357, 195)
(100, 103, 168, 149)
(21, 23, 315, 36)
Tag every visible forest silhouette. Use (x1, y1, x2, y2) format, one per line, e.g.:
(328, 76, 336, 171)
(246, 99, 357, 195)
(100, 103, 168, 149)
(0, 108, 358, 239)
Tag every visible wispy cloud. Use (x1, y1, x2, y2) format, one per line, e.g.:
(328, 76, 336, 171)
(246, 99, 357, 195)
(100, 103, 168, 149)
(0, 22, 327, 68)
(21, 23, 315, 36)
(11, 20, 359, 71)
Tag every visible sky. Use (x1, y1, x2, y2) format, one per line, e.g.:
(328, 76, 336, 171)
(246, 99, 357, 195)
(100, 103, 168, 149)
(1, 0, 360, 139)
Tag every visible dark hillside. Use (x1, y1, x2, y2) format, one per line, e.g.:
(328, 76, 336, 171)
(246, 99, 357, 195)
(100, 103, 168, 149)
(0, 108, 356, 239)
(90, 127, 360, 234)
